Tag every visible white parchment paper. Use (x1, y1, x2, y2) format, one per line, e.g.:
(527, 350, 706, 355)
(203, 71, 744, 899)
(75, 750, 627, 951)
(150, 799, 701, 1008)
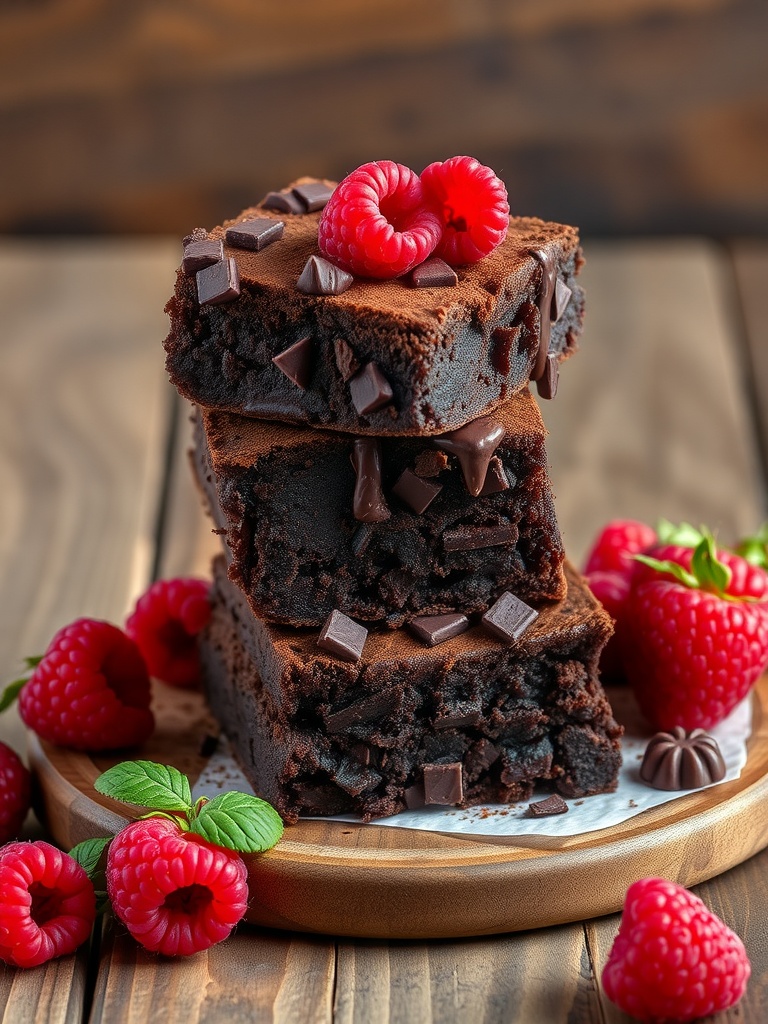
(192, 688, 751, 838)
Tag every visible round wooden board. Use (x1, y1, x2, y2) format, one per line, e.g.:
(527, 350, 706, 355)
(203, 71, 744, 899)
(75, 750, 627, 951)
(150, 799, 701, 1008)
(29, 676, 768, 940)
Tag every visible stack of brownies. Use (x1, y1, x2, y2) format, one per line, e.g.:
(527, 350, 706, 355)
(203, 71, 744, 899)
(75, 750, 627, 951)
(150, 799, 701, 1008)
(163, 179, 622, 822)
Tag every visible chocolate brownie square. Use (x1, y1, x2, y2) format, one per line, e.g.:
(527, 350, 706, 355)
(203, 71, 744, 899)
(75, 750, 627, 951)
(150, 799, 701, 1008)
(200, 557, 622, 822)
(164, 181, 584, 436)
(192, 388, 566, 628)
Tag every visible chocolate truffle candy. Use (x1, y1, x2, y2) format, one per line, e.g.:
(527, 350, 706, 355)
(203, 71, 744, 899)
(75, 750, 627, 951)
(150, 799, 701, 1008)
(164, 181, 585, 436)
(640, 727, 727, 791)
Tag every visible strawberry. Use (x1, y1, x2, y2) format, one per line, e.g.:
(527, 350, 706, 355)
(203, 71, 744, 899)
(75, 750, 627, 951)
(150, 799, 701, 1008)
(625, 532, 768, 730)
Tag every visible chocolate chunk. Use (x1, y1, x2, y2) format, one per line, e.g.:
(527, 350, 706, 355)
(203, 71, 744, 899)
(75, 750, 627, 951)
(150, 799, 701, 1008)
(272, 336, 313, 390)
(480, 456, 512, 496)
(481, 592, 539, 642)
(414, 450, 449, 478)
(465, 738, 500, 774)
(404, 781, 425, 810)
(423, 762, 464, 805)
(443, 524, 518, 552)
(411, 257, 458, 288)
(182, 238, 223, 274)
(553, 278, 572, 322)
(349, 363, 394, 415)
(330, 757, 382, 796)
(333, 338, 360, 382)
(409, 612, 470, 647)
(350, 438, 390, 523)
(262, 190, 304, 214)
(640, 727, 726, 791)
(529, 248, 558, 380)
(536, 353, 559, 400)
(325, 689, 399, 733)
(297, 255, 353, 295)
(434, 696, 482, 728)
(392, 468, 442, 514)
(351, 524, 374, 557)
(292, 181, 334, 212)
(528, 794, 568, 817)
(225, 217, 284, 252)
(196, 258, 240, 305)
(490, 325, 521, 376)
(434, 416, 506, 496)
(317, 610, 368, 663)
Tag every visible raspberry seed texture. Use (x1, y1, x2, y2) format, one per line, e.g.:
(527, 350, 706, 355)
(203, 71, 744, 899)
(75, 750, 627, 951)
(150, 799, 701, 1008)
(318, 160, 442, 279)
(0, 742, 31, 844)
(126, 577, 212, 688)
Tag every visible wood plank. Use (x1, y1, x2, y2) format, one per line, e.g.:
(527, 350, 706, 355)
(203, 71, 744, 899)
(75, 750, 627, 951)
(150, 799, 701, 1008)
(0, 239, 178, 1022)
(2, 2, 767, 235)
(334, 928, 600, 1023)
(728, 240, 768, 494)
(541, 238, 764, 566)
(90, 918, 335, 1024)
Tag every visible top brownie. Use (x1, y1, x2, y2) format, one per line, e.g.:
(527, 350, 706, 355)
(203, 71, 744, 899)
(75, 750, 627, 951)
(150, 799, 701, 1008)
(164, 180, 585, 436)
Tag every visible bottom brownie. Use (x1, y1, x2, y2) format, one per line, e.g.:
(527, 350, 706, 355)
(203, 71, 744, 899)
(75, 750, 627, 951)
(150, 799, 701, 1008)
(200, 556, 622, 822)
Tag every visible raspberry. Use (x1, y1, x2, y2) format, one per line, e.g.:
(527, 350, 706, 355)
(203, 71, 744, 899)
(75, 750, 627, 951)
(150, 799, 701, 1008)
(318, 160, 442, 279)
(0, 840, 96, 968)
(126, 577, 211, 688)
(584, 570, 630, 682)
(0, 743, 31, 843)
(106, 817, 248, 956)
(420, 156, 509, 266)
(583, 519, 658, 577)
(625, 538, 768, 730)
(19, 618, 154, 751)
(602, 878, 750, 1021)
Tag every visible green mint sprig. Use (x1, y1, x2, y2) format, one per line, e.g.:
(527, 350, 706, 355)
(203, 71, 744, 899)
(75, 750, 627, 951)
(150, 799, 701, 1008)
(93, 759, 284, 854)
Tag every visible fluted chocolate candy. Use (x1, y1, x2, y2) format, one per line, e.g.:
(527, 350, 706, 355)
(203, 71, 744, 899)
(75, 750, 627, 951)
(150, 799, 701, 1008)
(640, 727, 726, 791)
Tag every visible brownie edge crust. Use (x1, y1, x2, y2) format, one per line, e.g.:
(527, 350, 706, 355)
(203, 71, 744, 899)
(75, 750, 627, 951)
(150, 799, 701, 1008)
(199, 556, 622, 823)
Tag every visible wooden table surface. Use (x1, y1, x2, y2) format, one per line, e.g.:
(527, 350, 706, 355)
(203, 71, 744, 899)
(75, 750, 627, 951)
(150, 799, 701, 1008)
(1, 236, 767, 1022)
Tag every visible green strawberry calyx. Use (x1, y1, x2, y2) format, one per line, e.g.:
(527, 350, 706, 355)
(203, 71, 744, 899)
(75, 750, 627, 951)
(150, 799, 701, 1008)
(654, 518, 706, 548)
(735, 521, 768, 570)
(635, 531, 733, 597)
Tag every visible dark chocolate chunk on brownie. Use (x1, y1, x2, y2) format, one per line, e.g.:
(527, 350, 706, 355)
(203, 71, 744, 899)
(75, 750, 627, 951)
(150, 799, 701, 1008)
(164, 180, 585, 436)
(192, 389, 566, 628)
(199, 557, 621, 822)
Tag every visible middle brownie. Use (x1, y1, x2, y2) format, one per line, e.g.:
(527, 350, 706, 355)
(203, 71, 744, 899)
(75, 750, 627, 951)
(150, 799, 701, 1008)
(193, 387, 565, 628)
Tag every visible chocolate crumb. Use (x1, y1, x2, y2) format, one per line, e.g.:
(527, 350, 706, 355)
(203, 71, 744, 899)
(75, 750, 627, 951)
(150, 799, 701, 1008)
(528, 794, 568, 817)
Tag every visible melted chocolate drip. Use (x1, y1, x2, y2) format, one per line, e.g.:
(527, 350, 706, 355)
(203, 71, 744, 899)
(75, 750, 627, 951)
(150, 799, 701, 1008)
(350, 438, 390, 523)
(434, 416, 506, 496)
(529, 247, 558, 381)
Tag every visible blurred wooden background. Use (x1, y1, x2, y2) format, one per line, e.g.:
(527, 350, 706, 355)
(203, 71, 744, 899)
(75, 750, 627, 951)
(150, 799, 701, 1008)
(1, 0, 767, 237)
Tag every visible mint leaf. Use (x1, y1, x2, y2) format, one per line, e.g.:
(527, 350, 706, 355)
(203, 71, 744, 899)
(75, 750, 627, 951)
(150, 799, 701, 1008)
(94, 890, 110, 916)
(0, 677, 26, 713)
(23, 655, 43, 671)
(69, 836, 112, 877)
(94, 761, 192, 813)
(634, 554, 698, 588)
(190, 792, 284, 853)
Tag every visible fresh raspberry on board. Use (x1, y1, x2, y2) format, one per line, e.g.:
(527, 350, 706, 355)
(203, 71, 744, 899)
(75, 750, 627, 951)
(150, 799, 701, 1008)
(0, 742, 31, 843)
(106, 817, 249, 957)
(584, 570, 630, 682)
(18, 618, 154, 751)
(625, 534, 768, 730)
(420, 156, 509, 265)
(583, 519, 658, 577)
(126, 577, 211, 688)
(0, 840, 96, 968)
(602, 877, 750, 1021)
(318, 161, 442, 279)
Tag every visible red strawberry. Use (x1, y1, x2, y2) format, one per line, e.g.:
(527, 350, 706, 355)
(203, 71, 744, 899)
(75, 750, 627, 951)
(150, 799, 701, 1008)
(625, 534, 768, 730)
(602, 877, 750, 1021)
